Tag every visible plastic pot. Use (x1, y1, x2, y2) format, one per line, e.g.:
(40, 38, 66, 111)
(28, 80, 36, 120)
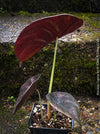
(28, 103, 72, 134)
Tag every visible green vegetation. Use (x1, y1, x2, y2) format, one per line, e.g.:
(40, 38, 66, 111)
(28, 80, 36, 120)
(0, 40, 97, 98)
(0, 99, 30, 134)
(0, 12, 99, 98)
(0, 7, 7, 14)
(7, 96, 16, 105)
(18, 11, 31, 16)
(0, 0, 92, 13)
(0, 11, 99, 133)
(74, 12, 100, 31)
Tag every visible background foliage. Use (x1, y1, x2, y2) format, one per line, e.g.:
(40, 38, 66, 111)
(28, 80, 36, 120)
(0, 41, 97, 98)
(0, 0, 100, 13)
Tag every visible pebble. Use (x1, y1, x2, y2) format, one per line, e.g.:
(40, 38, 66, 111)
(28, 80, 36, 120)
(87, 131, 92, 134)
(33, 123, 37, 126)
(42, 106, 45, 109)
(70, 38, 82, 42)
(36, 105, 40, 108)
(69, 120, 72, 123)
(82, 126, 86, 130)
(95, 128, 100, 132)
(33, 107, 37, 113)
(61, 127, 64, 129)
(30, 125, 34, 128)
(89, 113, 93, 115)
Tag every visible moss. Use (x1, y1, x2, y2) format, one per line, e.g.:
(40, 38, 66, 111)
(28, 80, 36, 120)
(18, 11, 31, 16)
(0, 99, 30, 133)
(0, 40, 98, 98)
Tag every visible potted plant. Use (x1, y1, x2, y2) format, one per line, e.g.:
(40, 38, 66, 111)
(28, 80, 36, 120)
(13, 14, 83, 133)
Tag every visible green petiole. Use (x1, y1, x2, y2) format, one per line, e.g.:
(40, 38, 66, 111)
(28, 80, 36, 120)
(47, 37, 58, 118)
(37, 89, 44, 120)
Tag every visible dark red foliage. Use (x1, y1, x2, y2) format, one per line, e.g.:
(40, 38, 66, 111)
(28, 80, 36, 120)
(13, 74, 40, 114)
(14, 14, 83, 62)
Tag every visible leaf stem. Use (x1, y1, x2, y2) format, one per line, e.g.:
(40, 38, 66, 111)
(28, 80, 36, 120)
(53, 110, 56, 123)
(48, 37, 58, 93)
(37, 89, 44, 120)
(47, 37, 58, 119)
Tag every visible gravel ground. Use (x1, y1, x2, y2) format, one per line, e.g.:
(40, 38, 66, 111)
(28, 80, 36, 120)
(0, 15, 95, 43)
(73, 96, 100, 134)
(0, 16, 40, 43)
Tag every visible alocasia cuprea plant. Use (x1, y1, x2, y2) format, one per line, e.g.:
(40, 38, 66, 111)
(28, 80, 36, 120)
(13, 14, 83, 126)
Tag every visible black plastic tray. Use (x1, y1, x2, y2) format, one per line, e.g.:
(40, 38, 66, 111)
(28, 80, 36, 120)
(28, 103, 72, 134)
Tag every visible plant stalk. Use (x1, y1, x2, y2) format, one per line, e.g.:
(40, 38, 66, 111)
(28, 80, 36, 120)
(53, 110, 56, 123)
(37, 89, 44, 120)
(47, 37, 58, 119)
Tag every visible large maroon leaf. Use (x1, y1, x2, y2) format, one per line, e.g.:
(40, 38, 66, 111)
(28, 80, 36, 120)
(14, 14, 83, 62)
(46, 92, 80, 124)
(13, 74, 40, 114)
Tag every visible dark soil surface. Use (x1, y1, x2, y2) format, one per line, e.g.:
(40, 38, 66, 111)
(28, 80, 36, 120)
(29, 103, 73, 130)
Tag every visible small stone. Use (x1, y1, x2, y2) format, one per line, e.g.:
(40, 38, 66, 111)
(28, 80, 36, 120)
(68, 118, 70, 120)
(50, 118, 53, 121)
(44, 63, 48, 67)
(69, 120, 72, 123)
(86, 109, 90, 112)
(95, 128, 100, 132)
(87, 131, 92, 134)
(30, 125, 33, 128)
(35, 125, 39, 128)
(70, 38, 82, 42)
(82, 126, 86, 130)
(95, 124, 98, 127)
(91, 107, 95, 110)
(33, 107, 37, 113)
(42, 106, 45, 109)
(36, 105, 40, 108)
(89, 113, 93, 115)
(88, 54, 91, 57)
(33, 123, 37, 126)
(25, 116, 29, 119)
(72, 34, 77, 38)
(61, 127, 64, 129)
(49, 121, 52, 125)
(75, 77, 78, 81)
